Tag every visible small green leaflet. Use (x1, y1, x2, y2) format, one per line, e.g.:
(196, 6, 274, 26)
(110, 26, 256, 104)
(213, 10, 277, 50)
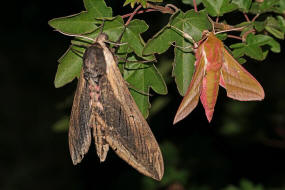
(249, 0, 280, 14)
(230, 34, 280, 61)
(124, 0, 163, 8)
(232, 0, 252, 12)
(201, 0, 238, 17)
(265, 16, 284, 40)
(123, 56, 167, 118)
(48, 0, 112, 34)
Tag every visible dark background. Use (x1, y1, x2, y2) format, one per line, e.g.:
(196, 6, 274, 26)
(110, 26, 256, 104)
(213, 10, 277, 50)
(1, 0, 285, 189)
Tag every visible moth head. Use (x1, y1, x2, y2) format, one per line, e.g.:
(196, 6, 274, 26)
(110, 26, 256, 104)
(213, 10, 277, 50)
(96, 33, 109, 44)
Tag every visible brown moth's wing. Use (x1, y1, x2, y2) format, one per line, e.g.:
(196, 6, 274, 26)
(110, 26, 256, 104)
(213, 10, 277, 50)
(69, 70, 92, 165)
(221, 49, 265, 101)
(173, 50, 205, 124)
(98, 45, 164, 181)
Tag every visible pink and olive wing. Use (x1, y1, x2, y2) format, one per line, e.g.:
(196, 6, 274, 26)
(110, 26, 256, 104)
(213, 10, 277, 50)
(69, 70, 92, 165)
(173, 52, 205, 124)
(221, 49, 265, 101)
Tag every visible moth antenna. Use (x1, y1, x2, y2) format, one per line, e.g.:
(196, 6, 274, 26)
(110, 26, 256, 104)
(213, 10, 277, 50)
(118, 55, 157, 65)
(71, 40, 91, 47)
(207, 16, 216, 33)
(214, 26, 246, 35)
(170, 42, 194, 52)
(126, 81, 153, 96)
(206, 15, 246, 35)
(105, 41, 128, 46)
(70, 46, 84, 58)
(54, 29, 96, 42)
(169, 25, 196, 45)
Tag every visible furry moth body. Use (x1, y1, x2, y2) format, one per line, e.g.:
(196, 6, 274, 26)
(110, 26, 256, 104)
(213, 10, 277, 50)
(69, 34, 164, 180)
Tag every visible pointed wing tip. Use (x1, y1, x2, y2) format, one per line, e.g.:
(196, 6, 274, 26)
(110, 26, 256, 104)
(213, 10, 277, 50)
(152, 166, 164, 181)
(173, 115, 182, 125)
(154, 152, 164, 181)
(173, 109, 188, 125)
(71, 158, 80, 165)
(205, 109, 214, 123)
(151, 168, 164, 181)
(207, 117, 212, 123)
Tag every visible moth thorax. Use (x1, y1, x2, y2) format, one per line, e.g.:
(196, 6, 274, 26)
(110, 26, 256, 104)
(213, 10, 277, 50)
(83, 45, 107, 81)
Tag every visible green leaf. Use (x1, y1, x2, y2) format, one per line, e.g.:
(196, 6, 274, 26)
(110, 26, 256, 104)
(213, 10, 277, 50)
(143, 27, 179, 55)
(254, 21, 265, 32)
(202, 0, 238, 16)
(119, 19, 155, 59)
(54, 46, 84, 88)
(232, 0, 252, 12)
(83, 0, 112, 17)
(101, 16, 126, 41)
(230, 33, 280, 61)
(279, 0, 285, 13)
(124, 0, 163, 8)
(48, 12, 100, 34)
(144, 10, 211, 55)
(48, 0, 113, 34)
(173, 49, 196, 96)
(277, 16, 285, 32)
(123, 57, 167, 118)
(249, 0, 279, 14)
(264, 16, 284, 39)
(247, 34, 281, 53)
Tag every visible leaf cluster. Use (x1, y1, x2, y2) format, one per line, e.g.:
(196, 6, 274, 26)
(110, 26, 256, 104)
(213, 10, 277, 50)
(49, 0, 285, 118)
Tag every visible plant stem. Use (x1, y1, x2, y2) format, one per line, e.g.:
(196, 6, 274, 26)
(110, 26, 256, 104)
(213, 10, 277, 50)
(125, 5, 142, 26)
(193, 0, 198, 12)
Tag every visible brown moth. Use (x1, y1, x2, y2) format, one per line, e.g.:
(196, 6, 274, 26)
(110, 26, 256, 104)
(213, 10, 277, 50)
(69, 33, 164, 180)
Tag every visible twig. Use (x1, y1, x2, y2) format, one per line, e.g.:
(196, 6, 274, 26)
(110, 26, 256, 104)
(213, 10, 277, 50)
(125, 5, 142, 26)
(146, 3, 175, 14)
(193, 0, 198, 12)
(121, 9, 156, 19)
(121, 3, 175, 21)
(227, 34, 242, 40)
(215, 17, 219, 23)
(242, 29, 256, 42)
(252, 13, 260, 22)
(243, 12, 250, 22)
(165, 4, 179, 12)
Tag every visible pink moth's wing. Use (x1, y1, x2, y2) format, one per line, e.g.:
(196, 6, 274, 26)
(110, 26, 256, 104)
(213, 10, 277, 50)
(173, 51, 205, 124)
(221, 49, 265, 101)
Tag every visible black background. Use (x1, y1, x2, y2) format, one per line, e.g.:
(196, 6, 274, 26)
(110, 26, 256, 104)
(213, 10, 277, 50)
(1, 0, 285, 189)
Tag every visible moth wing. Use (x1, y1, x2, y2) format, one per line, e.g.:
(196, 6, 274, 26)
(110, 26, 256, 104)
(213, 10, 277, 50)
(101, 55, 164, 180)
(221, 49, 265, 101)
(69, 70, 92, 165)
(173, 52, 205, 124)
